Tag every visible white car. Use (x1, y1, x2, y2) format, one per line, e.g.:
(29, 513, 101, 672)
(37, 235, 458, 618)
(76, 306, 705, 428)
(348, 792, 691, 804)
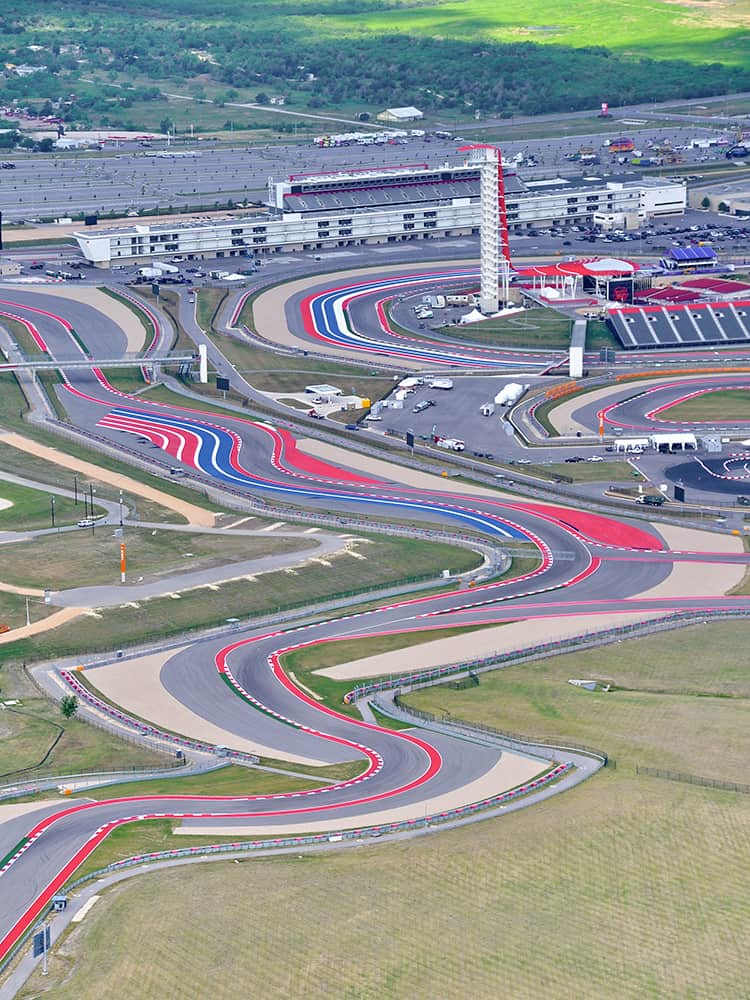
(588, 455, 604, 462)
(365, 415, 382, 421)
(77, 518, 95, 528)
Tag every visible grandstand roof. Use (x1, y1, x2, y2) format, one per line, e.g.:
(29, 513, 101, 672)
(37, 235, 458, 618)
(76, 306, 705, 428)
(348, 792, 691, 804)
(667, 245, 717, 262)
(634, 287, 700, 304)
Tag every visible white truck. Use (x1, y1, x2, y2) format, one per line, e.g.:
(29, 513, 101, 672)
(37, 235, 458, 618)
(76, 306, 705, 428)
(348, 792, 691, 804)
(429, 378, 454, 390)
(436, 437, 465, 452)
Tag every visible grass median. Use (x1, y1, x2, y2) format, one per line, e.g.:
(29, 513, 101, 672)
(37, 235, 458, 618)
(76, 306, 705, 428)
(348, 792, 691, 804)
(0, 526, 314, 591)
(0, 663, 169, 780)
(657, 387, 750, 422)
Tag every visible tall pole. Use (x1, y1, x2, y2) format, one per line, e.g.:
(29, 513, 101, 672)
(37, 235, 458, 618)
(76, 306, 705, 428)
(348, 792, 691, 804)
(50, 496, 55, 528)
(25, 596, 30, 627)
(73, 475, 78, 506)
(119, 489, 123, 530)
(120, 542, 126, 584)
(89, 484, 94, 533)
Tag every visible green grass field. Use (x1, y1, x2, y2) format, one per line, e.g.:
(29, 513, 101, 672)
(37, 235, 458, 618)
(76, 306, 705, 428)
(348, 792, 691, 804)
(313, 0, 750, 65)
(19, 774, 750, 999)
(436, 312, 619, 353)
(660, 388, 750, 422)
(0, 534, 482, 665)
(0, 662, 170, 780)
(0, 481, 106, 533)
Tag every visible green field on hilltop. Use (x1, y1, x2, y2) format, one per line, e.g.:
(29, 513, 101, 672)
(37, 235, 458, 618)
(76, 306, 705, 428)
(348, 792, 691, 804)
(318, 0, 750, 64)
(5, 0, 750, 136)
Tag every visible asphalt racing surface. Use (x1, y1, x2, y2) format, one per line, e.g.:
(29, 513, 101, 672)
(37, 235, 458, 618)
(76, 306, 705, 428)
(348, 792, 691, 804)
(1, 279, 750, 969)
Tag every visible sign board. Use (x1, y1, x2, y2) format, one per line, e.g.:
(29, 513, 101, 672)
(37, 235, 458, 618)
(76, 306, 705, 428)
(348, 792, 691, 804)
(33, 927, 50, 958)
(674, 485, 685, 502)
(406, 431, 415, 449)
(151, 283, 160, 297)
(216, 376, 230, 391)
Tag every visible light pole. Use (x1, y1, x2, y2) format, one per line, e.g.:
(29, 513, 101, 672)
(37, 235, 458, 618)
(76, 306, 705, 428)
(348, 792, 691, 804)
(25, 596, 30, 627)
(118, 489, 124, 530)
(50, 496, 55, 529)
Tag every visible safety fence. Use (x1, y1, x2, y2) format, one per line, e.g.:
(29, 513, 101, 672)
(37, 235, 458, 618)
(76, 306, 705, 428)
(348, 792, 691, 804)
(636, 766, 750, 795)
(343, 609, 750, 705)
(388, 697, 608, 765)
(59, 669, 260, 765)
(0, 760, 195, 803)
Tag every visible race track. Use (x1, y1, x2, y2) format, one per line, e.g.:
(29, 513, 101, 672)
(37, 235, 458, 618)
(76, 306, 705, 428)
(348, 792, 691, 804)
(1, 279, 748, 967)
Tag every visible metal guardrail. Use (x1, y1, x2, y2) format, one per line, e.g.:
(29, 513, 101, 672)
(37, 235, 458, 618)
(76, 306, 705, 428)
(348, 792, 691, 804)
(344, 609, 750, 704)
(387, 697, 608, 764)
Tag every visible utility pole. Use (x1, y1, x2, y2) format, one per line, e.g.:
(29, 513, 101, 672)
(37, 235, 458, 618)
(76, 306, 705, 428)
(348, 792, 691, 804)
(73, 474, 78, 506)
(50, 496, 55, 528)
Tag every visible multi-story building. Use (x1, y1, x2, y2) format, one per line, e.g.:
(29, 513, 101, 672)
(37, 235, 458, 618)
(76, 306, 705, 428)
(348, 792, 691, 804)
(74, 163, 686, 267)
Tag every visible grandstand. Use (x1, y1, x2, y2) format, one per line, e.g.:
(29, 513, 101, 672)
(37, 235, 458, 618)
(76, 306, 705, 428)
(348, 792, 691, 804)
(608, 300, 750, 348)
(272, 164, 526, 214)
(659, 245, 718, 271)
(679, 276, 750, 297)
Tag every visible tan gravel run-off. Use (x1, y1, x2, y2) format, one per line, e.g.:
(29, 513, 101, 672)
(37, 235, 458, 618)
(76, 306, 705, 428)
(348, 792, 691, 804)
(251, 259, 476, 370)
(4, 284, 148, 354)
(86, 648, 333, 767)
(0, 431, 216, 527)
(175, 750, 545, 837)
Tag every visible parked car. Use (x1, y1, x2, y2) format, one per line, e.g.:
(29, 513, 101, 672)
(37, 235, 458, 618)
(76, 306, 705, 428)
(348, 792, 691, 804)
(564, 456, 585, 463)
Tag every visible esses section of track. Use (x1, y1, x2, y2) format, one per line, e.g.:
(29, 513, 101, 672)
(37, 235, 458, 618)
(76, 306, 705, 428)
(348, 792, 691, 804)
(1, 287, 747, 967)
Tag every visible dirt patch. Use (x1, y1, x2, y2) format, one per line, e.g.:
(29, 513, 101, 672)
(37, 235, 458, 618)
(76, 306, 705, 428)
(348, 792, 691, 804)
(0, 432, 216, 528)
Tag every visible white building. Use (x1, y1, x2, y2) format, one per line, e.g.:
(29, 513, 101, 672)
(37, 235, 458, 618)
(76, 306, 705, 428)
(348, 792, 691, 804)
(73, 165, 686, 267)
(376, 107, 423, 122)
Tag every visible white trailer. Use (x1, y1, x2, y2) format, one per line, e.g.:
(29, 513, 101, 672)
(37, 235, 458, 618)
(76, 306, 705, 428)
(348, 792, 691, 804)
(429, 378, 454, 390)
